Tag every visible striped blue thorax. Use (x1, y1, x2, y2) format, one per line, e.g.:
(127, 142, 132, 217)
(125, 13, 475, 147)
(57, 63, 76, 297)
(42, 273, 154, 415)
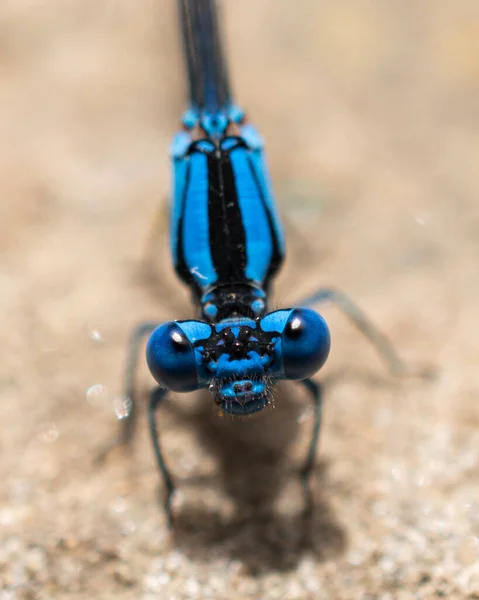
(145, 106, 331, 415)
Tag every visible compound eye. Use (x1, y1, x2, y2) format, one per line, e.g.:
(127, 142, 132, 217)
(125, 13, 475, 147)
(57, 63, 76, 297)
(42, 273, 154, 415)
(282, 308, 330, 380)
(146, 322, 199, 392)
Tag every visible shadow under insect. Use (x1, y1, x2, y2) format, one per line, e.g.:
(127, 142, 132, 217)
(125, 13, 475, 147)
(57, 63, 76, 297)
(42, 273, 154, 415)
(163, 383, 347, 573)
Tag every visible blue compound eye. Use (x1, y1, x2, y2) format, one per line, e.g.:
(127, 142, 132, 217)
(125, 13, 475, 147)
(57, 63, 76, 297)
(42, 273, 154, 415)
(146, 322, 199, 392)
(281, 308, 330, 380)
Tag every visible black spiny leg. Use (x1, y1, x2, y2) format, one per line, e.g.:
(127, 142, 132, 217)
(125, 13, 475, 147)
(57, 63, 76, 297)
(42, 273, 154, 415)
(148, 386, 175, 527)
(96, 321, 159, 463)
(298, 378, 323, 511)
(296, 288, 411, 376)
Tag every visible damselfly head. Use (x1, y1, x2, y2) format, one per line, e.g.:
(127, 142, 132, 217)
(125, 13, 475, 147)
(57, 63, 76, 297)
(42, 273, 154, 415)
(145, 309, 330, 416)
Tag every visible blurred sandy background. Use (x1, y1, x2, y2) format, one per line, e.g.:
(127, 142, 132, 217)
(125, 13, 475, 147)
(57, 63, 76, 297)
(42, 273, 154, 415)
(1, 1, 479, 598)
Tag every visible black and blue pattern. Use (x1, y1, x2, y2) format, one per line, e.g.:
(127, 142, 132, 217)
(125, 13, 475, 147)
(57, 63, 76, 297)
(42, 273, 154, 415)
(105, 0, 411, 525)
(171, 114, 285, 299)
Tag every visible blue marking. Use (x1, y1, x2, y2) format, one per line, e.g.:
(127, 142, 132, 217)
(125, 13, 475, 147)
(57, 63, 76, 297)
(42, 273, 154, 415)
(215, 318, 257, 332)
(260, 309, 293, 333)
(201, 111, 228, 137)
(196, 139, 216, 153)
(182, 108, 199, 129)
(203, 303, 218, 320)
(176, 320, 212, 343)
(238, 123, 285, 255)
(201, 291, 215, 305)
(170, 131, 196, 264)
(220, 379, 266, 398)
(229, 145, 273, 283)
(181, 106, 245, 138)
(227, 104, 245, 123)
(246, 143, 286, 255)
(170, 131, 191, 158)
(241, 124, 263, 150)
(213, 352, 271, 379)
(182, 151, 217, 288)
(221, 137, 238, 151)
(251, 299, 265, 315)
(248, 350, 272, 368)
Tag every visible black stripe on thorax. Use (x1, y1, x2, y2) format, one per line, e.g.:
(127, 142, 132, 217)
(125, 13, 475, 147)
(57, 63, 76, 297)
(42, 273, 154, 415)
(207, 144, 247, 284)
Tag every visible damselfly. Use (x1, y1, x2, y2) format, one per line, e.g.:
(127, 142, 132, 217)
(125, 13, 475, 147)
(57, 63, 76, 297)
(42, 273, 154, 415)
(102, 0, 411, 525)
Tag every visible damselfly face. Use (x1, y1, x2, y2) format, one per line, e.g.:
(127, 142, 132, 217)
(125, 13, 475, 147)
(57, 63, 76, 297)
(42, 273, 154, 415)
(146, 308, 330, 415)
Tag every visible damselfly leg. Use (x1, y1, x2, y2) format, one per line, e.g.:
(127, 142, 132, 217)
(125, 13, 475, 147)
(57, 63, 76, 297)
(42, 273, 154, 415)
(297, 378, 323, 512)
(96, 321, 159, 463)
(294, 287, 427, 378)
(148, 386, 175, 527)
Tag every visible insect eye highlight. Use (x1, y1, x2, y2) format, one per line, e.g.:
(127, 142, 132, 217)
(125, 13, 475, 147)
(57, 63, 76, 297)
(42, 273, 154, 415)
(281, 308, 330, 380)
(284, 316, 304, 339)
(146, 322, 199, 392)
(171, 329, 191, 350)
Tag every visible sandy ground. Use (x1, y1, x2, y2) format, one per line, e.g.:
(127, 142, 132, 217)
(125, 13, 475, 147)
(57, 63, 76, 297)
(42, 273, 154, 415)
(1, 1, 479, 598)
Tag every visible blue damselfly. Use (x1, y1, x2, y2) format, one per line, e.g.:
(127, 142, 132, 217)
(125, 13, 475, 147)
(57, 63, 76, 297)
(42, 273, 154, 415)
(101, 0, 410, 525)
